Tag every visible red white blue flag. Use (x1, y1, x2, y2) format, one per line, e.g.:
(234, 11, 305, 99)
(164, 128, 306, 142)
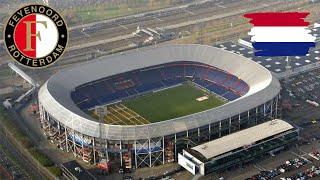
(244, 12, 316, 56)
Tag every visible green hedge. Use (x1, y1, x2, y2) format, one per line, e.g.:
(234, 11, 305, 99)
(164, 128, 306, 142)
(47, 166, 62, 177)
(28, 148, 54, 167)
(0, 108, 33, 148)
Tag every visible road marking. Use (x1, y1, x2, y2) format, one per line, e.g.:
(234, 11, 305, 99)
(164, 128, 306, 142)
(308, 153, 320, 161)
(290, 151, 312, 163)
(297, 148, 308, 155)
(81, 30, 90, 38)
(216, 2, 226, 8)
(184, 9, 195, 15)
(118, 24, 129, 30)
(253, 163, 267, 171)
(154, 16, 163, 22)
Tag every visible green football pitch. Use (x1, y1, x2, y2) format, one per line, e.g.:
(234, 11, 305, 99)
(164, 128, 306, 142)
(123, 84, 226, 123)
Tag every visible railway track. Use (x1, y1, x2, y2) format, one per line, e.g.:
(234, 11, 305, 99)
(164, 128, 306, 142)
(0, 0, 316, 70)
(58, 0, 310, 60)
(68, 0, 281, 46)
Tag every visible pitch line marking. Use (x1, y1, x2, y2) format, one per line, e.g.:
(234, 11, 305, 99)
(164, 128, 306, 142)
(117, 104, 147, 125)
(120, 104, 150, 124)
(109, 111, 130, 125)
(109, 105, 138, 125)
(108, 106, 131, 125)
(106, 115, 118, 125)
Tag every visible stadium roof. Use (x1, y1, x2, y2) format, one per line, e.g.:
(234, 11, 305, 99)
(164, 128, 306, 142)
(191, 119, 294, 160)
(38, 44, 280, 140)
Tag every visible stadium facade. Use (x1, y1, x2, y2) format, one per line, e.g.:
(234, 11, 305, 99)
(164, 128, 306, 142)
(38, 44, 281, 169)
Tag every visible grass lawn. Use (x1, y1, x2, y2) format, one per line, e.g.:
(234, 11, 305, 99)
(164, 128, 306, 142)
(124, 84, 225, 123)
(0, 68, 12, 78)
(66, 1, 173, 25)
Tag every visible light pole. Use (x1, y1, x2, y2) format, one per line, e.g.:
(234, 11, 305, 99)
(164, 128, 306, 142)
(285, 56, 291, 82)
(96, 106, 108, 161)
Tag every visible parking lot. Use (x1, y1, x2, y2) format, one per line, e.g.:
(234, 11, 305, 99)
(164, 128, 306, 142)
(282, 68, 320, 106)
(195, 139, 320, 180)
(214, 41, 320, 75)
(240, 67, 320, 180)
(213, 22, 320, 75)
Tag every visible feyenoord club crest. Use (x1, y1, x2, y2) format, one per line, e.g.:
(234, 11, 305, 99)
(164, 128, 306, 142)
(4, 4, 68, 68)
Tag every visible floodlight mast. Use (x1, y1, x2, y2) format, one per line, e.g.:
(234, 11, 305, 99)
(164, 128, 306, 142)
(97, 106, 108, 162)
(285, 56, 291, 81)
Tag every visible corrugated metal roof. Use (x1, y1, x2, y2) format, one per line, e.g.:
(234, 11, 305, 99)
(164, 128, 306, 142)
(191, 119, 294, 160)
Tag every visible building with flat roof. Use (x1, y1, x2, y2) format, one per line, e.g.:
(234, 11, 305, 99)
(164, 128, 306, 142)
(178, 119, 299, 175)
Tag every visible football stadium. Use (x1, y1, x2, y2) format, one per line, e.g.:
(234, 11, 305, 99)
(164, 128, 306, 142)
(38, 44, 281, 169)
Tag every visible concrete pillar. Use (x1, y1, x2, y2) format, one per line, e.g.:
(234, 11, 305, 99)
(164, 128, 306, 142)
(73, 131, 76, 156)
(238, 114, 241, 130)
(208, 124, 211, 140)
(255, 107, 258, 125)
(149, 139, 151, 167)
(134, 140, 137, 168)
(65, 125, 69, 152)
(229, 118, 232, 134)
(174, 134, 177, 161)
(120, 140, 123, 167)
(276, 97, 278, 116)
(186, 131, 189, 148)
(93, 137, 96, 164)
(219, 121, 222, 137)
(162, 137, 165, 164)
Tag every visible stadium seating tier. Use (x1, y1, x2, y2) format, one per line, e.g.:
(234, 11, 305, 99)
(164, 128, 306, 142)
(72, 61, 249, 110)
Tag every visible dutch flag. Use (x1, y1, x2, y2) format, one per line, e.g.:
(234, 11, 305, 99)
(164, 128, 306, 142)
(244, 12, 316, 56)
